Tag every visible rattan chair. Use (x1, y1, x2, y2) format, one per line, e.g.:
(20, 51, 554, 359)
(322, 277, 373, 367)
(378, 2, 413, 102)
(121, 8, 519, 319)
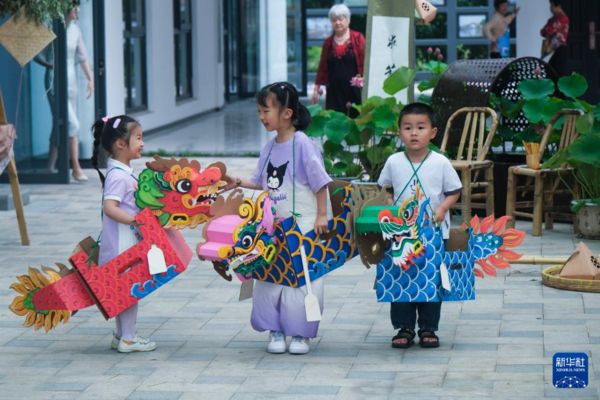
(439, 107, 499, 222)
(505, 109, 582, 236)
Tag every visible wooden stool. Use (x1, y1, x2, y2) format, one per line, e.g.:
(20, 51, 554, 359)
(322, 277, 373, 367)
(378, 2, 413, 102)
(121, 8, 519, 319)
(505, 109, 582, 236)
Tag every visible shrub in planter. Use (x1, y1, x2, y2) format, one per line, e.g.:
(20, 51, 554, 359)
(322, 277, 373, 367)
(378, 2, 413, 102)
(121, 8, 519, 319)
(306, 66, 416, 182)
(543, 97, 600, 238)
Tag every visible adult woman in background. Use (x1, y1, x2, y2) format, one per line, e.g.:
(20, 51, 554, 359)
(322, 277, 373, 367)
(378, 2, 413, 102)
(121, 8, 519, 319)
(311, 4, 365, 118)
(47, 1, 94, 181)
(540, 0, 569, 77)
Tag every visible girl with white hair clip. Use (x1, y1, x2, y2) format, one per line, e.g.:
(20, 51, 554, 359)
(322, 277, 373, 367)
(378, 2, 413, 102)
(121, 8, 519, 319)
(312, 4, 365, 118)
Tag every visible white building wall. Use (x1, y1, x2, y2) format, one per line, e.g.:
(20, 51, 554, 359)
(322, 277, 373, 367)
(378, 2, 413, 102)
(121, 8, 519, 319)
(104, 1, 225, 132)
(516, 0, 552, 59)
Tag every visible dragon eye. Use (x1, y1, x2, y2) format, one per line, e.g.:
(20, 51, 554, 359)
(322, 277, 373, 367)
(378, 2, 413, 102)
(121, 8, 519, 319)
(403, 208, 414, 220)
(241, 234, 253, 248)
(175, 179, 192, 193)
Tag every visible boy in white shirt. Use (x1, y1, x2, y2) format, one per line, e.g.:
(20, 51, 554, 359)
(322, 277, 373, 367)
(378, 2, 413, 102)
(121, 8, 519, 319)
(378, 102, 462, 348)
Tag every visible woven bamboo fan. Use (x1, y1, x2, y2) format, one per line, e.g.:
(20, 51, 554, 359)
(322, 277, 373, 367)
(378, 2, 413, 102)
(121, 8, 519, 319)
(0, 11, 55, 67)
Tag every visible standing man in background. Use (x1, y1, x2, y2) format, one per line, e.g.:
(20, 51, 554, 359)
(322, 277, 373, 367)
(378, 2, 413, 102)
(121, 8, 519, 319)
(484, 0, 519, 58)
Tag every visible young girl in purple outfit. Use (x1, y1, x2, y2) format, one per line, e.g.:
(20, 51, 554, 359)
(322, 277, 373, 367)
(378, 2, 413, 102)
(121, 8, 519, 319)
(228, 82, 332, 354)
(91, 115, 156, 353)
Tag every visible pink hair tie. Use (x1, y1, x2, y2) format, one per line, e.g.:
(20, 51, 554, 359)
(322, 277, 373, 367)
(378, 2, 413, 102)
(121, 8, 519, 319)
(112, 118, 121, 129)
(101, 116, 109, 123)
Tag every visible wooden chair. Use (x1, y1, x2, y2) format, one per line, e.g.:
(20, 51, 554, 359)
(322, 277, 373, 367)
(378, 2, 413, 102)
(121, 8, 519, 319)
(439, 107, 499, 222)
(0, 91, 29, 245)
(505, 109, 582, 236)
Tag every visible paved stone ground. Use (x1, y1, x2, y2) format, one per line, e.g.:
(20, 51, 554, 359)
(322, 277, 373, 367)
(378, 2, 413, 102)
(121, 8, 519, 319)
(1, 157, 600, 400)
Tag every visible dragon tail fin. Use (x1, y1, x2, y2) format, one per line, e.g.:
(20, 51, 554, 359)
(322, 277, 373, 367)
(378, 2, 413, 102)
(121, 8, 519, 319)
(8, 264, 94, 332)
(470, 215, 525, 278)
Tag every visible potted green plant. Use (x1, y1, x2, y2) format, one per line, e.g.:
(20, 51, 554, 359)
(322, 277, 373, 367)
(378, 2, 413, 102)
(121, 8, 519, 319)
(306, 66, 416, 182)
(0, 1, 72, 25)
(487, 73, 593, 216)
(543, 110, 600, 239)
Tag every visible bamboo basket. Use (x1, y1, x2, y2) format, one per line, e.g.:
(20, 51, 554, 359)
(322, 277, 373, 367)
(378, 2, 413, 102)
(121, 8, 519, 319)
(542, 265, 600, 293)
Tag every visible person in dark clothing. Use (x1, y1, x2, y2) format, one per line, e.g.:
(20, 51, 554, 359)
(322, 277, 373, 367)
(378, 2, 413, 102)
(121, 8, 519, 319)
(312, 4, 365, 118)
(541, 0, 570, 77)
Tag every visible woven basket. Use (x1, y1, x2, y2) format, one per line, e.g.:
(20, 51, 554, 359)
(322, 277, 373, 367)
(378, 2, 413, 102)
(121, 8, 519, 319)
(542, 265, 600, 293)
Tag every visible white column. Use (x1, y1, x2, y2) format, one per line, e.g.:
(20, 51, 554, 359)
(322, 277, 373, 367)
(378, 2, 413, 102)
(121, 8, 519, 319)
(260, 0, 287, 86)
(516, 0, 551, 58)
(104, 5, 126, 117)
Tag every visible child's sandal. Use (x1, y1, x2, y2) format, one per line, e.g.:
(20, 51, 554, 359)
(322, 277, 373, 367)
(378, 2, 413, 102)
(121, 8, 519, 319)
(391, 328, 415, 348)
(418, 331, 440, 348)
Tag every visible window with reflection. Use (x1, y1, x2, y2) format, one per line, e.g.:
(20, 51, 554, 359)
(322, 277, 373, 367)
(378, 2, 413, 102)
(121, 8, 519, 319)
(123, 0, 147, 111)
(416, 0, 517, 65)
(416, 12, 447, 39)
(174, 0, 193, 100)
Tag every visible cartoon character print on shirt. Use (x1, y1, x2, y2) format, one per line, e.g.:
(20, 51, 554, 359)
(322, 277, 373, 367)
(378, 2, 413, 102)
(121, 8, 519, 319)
(266, 161, 289, 203)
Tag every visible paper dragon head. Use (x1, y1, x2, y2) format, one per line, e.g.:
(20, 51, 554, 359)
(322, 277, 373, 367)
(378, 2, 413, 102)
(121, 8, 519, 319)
(135, 156, 229, 228)
(216, 192, 278, 280)
(378, 186, 429, 270)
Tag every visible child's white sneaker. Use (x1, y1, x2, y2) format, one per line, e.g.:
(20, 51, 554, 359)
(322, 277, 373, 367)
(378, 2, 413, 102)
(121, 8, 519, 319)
(266, 331, 286, 354)
(110, 332, 120, 350)
(117, 336, 157, 353)
(288, 336, 310, 355)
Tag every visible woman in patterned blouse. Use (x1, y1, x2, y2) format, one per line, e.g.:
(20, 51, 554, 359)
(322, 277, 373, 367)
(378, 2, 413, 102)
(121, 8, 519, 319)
(541, 0, 570, 77)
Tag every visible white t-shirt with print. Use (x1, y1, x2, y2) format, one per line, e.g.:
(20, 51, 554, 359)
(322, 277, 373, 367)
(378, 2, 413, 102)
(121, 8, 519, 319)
(378, 151, 462, 239)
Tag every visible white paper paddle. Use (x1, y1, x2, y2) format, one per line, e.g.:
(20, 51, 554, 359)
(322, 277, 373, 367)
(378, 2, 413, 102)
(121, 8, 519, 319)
(299, 244, 322, 322)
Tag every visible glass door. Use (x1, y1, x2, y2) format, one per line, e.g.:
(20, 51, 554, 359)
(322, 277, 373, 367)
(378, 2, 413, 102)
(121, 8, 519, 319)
(0, 0, 104, 183)
(287, 0, 307, 95)
(224, 0, 260, 100)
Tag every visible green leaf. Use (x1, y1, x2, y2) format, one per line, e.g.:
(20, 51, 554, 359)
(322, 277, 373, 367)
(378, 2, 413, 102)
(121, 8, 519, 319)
(359, 127, 374, 145)
(0, 1, 73, 25)
(372, 104, 397, 130)
(594, 106, 600, 121)
(383, 66, 416, 96)
(542, 150, 569, 169)
(332, 161, 349, 176)
(355, 109, 373, 127)
(345, 124, 362, 146)
(519, 127, 540, 143)
(558, 73, 588, 99)
(497, 97, 524, 119)
(323, 157, 333, 173)
(522, 99, 546, 123)
(417, 94, 432, 104)
(324, 114, 352, 144)
(517, 79, 555, 100)
(576, 112, 594, 134)
(565, 133, 600, 167)
(305, 114, 328, 137)
(307, 103, 322, 117)
(366, 145, 395, 165)
(540, 99, 565, 124)
(323, 140, 343, 157)
(347, 163, 364, 177)
(497, 124, 518, 141)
